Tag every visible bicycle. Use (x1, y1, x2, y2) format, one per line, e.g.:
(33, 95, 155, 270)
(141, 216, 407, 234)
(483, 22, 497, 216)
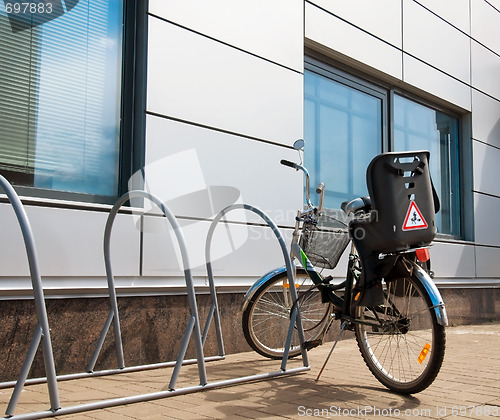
(242, 140, 448, 394)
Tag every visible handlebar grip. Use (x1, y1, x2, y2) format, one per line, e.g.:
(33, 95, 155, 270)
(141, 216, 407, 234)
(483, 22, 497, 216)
(280, 159, 297, 169)
(316, 182, 325, 194)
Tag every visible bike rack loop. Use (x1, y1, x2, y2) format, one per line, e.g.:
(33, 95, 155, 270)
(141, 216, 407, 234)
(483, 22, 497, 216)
(0, 175, 61, 416)
(204, 203, 310, 371)
(88, 190, 208, 388)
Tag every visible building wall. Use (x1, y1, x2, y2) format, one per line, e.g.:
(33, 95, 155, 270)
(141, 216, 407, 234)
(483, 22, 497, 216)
(305, 0, 500, 287)
(2, 0, 498, 297)
(0, 0, 499, 380)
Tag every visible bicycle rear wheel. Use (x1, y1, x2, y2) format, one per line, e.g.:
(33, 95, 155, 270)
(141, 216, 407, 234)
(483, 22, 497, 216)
(354, 271, 445, 394)
(242, 269, 332, 359)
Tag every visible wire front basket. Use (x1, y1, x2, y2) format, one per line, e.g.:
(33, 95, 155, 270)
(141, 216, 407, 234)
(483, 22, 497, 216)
(299, 212, 350, 270)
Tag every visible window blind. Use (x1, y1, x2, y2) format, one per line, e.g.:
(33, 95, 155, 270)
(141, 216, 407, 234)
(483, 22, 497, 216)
(0, 14, 38, 182)
(0, 1, 123, 196)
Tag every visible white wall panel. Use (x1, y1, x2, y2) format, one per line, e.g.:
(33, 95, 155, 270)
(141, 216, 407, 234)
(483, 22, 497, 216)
(475, 245, 500, 278)
(474, 193, 500, 246)
(471, 0, 500, 55)
(403, 54, 471, 110)
(143, 114, 303, 226)
(471, 90, 500, 147)
(148, 0, 303, 72)
(305, 2, 402, 80)
(430, 241, 476, 278)
(142, 215, 293, 277)
(473, 140, 500, 196)
(403, 0, 470, 84)
(147, 17, 303, 146)
(471, 40, 500, 100)
(0, 204, 140, 277)
(415, 0, 470, 34)
(309, 0, 402, 48)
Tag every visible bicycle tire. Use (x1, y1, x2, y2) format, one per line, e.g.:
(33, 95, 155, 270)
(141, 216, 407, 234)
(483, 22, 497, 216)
(242, 269, 333, 359)
(353, 270, 446, 394)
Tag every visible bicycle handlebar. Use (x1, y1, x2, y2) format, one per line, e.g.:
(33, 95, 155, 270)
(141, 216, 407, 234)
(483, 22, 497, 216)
(280, 159, 297, 169)
(280, 159, 314, 209)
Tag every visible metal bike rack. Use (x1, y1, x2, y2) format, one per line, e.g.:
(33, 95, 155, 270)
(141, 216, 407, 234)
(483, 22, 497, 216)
(88, 190, 212, 388)
(205, 203, 310, 370)
(1, 185, 310, 419)
(0, 175, 60, 417)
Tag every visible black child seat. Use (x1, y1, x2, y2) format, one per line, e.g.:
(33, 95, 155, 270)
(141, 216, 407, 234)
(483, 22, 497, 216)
(349, 150, 440, 306)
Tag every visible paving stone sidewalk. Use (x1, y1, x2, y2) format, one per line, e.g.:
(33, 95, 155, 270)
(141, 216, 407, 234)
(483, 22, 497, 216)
(1, 322, 499, 419)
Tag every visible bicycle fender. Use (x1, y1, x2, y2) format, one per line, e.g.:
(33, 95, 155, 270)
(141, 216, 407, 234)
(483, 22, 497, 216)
(411, 261, 449, 327)
(241, 266, 288, 312)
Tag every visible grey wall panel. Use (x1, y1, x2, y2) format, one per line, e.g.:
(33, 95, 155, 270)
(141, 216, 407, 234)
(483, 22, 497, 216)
(142, 215, 293, 277)
(148, 0, 304, 72)
(472, 90, 500, 147)
(147, 17, 303, 146)
(414, 0, 470, 34)
(430, 241, 476, 278)
(475, 245, 500, 278)
(0, 204, 140, 277)
(305, 2, 403, 80)
(309, 0, 402, 48)
(471, 40, 500, 101)
(403, 0, 470, 84)
(471, 0, 500, 55)
(473, 140, 500, 197)
(143, 114, 303, 226)
(474, 193, 500, 246)
(403, 54, 471, 110)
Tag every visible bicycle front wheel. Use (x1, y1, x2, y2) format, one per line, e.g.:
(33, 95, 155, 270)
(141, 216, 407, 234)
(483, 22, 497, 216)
(242, 269, 332, 359)
(354, 272, 445, 394)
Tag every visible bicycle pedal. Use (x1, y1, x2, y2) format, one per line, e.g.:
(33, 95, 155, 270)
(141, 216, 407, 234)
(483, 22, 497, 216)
(302, 339, 322, 351)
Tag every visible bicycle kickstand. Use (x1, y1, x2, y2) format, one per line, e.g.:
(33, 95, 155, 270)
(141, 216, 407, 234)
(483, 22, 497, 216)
(315, 320, 348, 382)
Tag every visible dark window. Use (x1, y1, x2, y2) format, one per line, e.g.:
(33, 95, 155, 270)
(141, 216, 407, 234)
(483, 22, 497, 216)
(305, 58, 462, 237)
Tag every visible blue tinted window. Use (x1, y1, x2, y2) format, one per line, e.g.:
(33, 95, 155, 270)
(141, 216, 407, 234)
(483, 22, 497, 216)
(304, 69, 382, 209)
(0, 1, 124, 197)
(394, 95, 461, 236)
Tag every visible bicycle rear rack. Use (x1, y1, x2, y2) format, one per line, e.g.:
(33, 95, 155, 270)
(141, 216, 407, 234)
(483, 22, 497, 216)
(0, 179, 309, 419)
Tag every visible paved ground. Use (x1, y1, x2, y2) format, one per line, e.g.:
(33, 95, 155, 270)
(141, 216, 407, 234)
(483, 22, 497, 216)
(1, 322, 499, 419)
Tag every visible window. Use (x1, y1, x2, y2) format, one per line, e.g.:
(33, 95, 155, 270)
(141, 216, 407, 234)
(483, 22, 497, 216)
(0, 0, 145, 202)
(304, 59, 462, 237)
(304, 67, 385, 210)
(393, 95, 461, 237)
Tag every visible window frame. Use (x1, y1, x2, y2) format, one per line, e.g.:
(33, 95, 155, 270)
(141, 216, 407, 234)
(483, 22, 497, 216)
(0, 0, 147, 206)
(304, 55, 471, 241)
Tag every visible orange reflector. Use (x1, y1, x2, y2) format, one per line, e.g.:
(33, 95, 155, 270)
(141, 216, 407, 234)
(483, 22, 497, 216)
(354, 292, 361, 301)
(282, 283, 299, 289)
(416, 248, 430, 262)
(418, 343, 431, 364)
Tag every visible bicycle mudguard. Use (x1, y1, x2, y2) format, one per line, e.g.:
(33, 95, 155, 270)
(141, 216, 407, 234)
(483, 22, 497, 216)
(241, 266, 288, 311)
(411, 261, 448, 327)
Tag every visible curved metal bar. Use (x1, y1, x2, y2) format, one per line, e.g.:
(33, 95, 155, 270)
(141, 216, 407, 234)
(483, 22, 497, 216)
(0, 175, 61, 414)
(205, 203, 309, 370)
(96, 190, 207, 386)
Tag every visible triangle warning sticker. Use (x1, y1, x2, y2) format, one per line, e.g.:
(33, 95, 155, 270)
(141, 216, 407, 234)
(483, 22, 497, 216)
(402, 201, 428, 231)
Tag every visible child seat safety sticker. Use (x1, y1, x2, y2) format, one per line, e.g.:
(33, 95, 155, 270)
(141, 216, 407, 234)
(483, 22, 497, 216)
(402, 200, 428, 231)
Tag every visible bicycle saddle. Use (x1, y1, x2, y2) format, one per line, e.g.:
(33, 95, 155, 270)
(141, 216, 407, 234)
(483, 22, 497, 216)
(341, 197, 372, 216)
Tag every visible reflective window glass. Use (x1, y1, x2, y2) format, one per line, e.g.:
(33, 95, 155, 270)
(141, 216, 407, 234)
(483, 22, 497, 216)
(304, 69, 382, 210)
(0, 0, 124, 197)
(394, 95, 461, 236)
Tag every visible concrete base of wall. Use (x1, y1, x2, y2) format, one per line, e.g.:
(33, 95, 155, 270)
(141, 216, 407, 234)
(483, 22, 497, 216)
(0, 287, 498, 382)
